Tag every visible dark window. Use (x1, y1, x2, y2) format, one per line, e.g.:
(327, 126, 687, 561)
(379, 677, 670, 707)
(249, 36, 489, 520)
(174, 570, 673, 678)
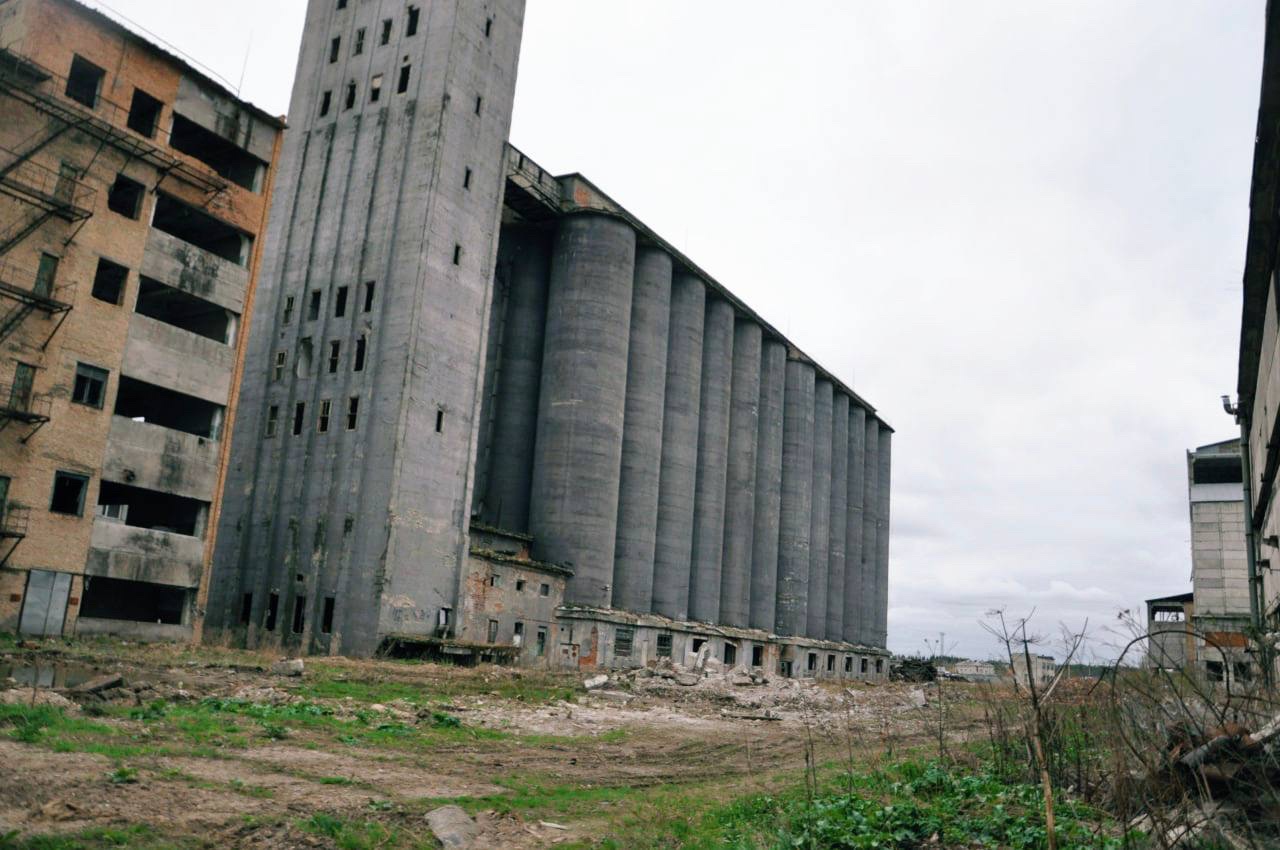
(34, 253, 58, 298)
(346, 396, 359, 430)
(723, 642, 737, 666)
(487, 619, 499, 643)
(283, 295, 296, 324)
(875, 659, 883, 674)
(406, 6, 419, 35)
(318, 399, 331, 433)
(65, 55, 104, 107)
(152, 194, 248, 264)
(113, 376, 224, 439)
(266, 404, 279, 437)
(308, 290, 322, 320)
(615, 627, 633, 657)
(344, 81, 356, 110)
(328, 341, 341, 373)
(1192, 456, 1243, 485)
(535, 628, 546, 657)
(329, 36, 341, 63)
(337, 0, 347, 8)
(488, 573, 500, 587)
(452, 244, 461, 265)
(240, 593, 253, 624)
(297, 337, 313, 375)
(168, 114, 264, 191)
(321, 597, 335, 633)
(354, 27, 365, 55)
(826, 654, 835, 672)
(10, 363, 35, 412)
(485, 17, 493, 37)
(80, 576, 187, 624)
(380, 19, 392, 44)
(435, 409, 444, 433)
(656, 633, 672, 658)
(474, 95, 482, 115)
(127, 89, 163, 137)
(515, 579, 525, 592)
(51, 471, 90, 516)
(107, 174, 145, 219)
(354, 335, 366, 371)
(265, 592, 279, 631)
(860, 658, 868, 673)
(72, 363, 107, 408)
(91, 258, 127, 304)
(691, 637, 706, 653)
(363, 281, 375, 312)
(539, 583, 549, 597)
(370, 74, 383, 103)
(463, 167, 472, 189)
(320, 90, 332, 116)
(334, 286, 348, 317)
(293, 402, 306, 435)
(273, 351, 287, 381)
(751, 645, 763, 667)
(397, 64, 411, 93)
(292, 595, 306, 633)
(807, 652, 817, 671)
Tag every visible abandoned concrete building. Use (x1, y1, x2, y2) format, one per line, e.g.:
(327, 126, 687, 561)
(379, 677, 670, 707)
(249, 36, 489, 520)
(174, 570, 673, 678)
(0, 0, 281, 640)
(205, 0, 892, 678)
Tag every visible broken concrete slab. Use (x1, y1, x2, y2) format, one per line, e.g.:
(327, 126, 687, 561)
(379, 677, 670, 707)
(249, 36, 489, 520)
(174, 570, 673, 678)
(270, 659, 305, 677)
(582, 674, 609, 690)
(426, 804, 479, 848)
(73, 673, 124, 694)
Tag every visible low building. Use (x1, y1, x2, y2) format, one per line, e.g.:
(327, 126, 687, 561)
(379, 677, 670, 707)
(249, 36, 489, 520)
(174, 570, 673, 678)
(1145, 592, 1195, 671)
(0, 0, 281, 641)
(1010, 654, 1056, 690)
(952, 660, 996, 681)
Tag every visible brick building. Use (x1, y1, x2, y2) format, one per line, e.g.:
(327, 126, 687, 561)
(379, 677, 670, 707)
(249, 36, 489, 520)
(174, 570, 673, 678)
(0, 0, 281, 640)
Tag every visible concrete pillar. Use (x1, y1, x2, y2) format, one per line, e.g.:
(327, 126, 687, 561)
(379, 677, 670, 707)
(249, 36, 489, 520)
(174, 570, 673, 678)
(651, 271, 705, 619)
(842, 404, 866, 643)
(718, 319, 762, 627)
(827, 393, 849, 642)
(688, 297, 735, 623)
(860, 416, 880, 646)
(806, 380, 833, 639)
(876, 426, 892, 648)
(484, 228, 550, 532)
(749, 338, 786, 631)
(775, 359, 815, 636)
(529, 214, 636, 607)
(612, 247, 672, 613)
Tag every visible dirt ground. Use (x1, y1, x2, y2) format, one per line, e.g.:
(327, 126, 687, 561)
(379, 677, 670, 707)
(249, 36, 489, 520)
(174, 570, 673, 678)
(0, 636, 992, 848)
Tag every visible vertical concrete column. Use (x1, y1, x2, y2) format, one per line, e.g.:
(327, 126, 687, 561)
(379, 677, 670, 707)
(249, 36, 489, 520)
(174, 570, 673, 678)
(842, 404, 867, 643)
(860, 416, 880, 646)
(827, 393, 849, 641)
(718, 320, 762, 627)
(651, 271, 705, 619)
(612, 247, 672, 613)
(749, 338, 786, 631)
(806, 380, 833, 639)
(688, 297, 735, 623)
(529, 214, 636, 607)
(875, 426, 892, 648)
(484, 228, 551, 532)
(775, 359, 815, 636)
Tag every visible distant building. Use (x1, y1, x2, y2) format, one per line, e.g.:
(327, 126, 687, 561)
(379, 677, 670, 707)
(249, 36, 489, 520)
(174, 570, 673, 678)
(1145, 592, 1194, 671)
(1010, 654, 1055, 690)
(952, 660, 996, 681)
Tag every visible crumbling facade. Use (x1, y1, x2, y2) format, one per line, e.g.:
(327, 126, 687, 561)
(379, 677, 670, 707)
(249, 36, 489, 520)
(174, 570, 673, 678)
(0, 0, 280, 640)
(206, 0, 892, 678)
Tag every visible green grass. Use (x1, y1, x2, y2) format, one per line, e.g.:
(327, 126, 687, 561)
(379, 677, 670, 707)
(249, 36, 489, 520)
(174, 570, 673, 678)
(298, 813, 400, 850)
(0, 825, 188, 850)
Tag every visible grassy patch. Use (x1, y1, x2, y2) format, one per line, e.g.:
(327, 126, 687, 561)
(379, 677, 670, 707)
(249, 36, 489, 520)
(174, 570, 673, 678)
(298, 813, 400, 850)
(0, 824, 187, 849)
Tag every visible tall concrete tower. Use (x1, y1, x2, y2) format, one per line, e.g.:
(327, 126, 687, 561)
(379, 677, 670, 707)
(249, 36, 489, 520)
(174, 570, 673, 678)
(205, 0, 525, 655)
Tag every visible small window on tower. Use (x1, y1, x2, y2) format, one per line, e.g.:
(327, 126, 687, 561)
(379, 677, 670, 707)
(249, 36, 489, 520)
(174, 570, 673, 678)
(463, 167, 472, 189)
(273, 351, 287, 381)
(406, 5, 419, 36)
(240, 592, 253, 624)
(320, 90, 332, 116)
(308, 290, 322, 321)
(329, 37, 341, 63)
(321, 596, 335, 633)
(397, 64, 411, 94)
(363, 281, 376, 312)
(380, 19, 393, 45)
(328, 340, 341, 373)
(283, 295, 296, 324)
(474, 95, 482, 115)
(345, 81, 356, 110)
(485, 17, 493, 37)
(266, 404, 279, 437)
(334, 286, 348, 317)
(265, 592, 279, 631)
(293, 402, 306, 435)
(435, 408, 444, 432)
(318, 399, 331, 433)
(452, 244, 461, 265)
(337, 0, 347, 8)
(354, 335, 366, 371)
(353, 27, 365, 55)
(292, 595, 306, 633)
(346, 396, 360, 430)
(370, 74, 383, 103)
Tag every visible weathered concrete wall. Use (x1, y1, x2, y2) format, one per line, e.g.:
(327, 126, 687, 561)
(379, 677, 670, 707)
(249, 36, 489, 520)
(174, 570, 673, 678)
(719, 320, 761, 627)
(101, 416, 220, 501)
(86, 518, 205, 588)
(776, 360, 815, 636)
(749, 338, 786, 631)
(122, 314, 234, 404)
(140, 229, 248, 314)
(875, 425, 891, 647)
(860, 418, 880, 646)
(807, 380, 832, 639)
(827, 394, 849, 641)
(688, 297, 734, 623)
(842, 404, 867, 643)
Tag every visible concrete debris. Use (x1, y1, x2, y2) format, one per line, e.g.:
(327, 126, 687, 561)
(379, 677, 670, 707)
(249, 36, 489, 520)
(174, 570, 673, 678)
(425, 804, 480, 848)
(270, 658, 305, 677)
(0, 688, 78, 711)
(582, 674, 609, 690)
(903, 689, 927, 710)
(540, 821, 569, 830)
(72, 673, 124, 694)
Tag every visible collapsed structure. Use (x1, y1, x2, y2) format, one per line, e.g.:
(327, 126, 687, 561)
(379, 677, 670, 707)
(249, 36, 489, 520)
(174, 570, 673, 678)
(0, 0, 280, 639)
(203, 0, 893, 677)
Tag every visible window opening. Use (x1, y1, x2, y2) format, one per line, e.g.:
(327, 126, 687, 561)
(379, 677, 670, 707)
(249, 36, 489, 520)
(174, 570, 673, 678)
(292, 595, 306, 633)
(329, 36, 341, 63)
(344, 81, 356, 110)
(751, 645, 763, 667)
(266, 405, 279, 437)
(463, 167, 472, 189)
(293, 402, 305, 435)
(346, 396, 359, 429)
(614, 627, 634, 657)
(240, 593, 253, 624)
(321, 596, 335, 633)
(51, 471, 89, 515)
(435, 408, 444, 432)
(10, 363, 35, 412)
(656, 633, 672, 657)
(354, 335, 366, 371)
(407, 6, 419, 35)
(539, 583, 549, 597)
(328, 341, 341, 373)
(273, 351, 286, 381)
(283, 295, 296, 324)
(485, 17, 493, 37)
(723, 642, 736, 666)
(72, 363, 107, 408)
(363, 281, 375, 312)
(308, 290, 321, 320)
(65, 55, 104, 107)
(107, 174, 144, 219)
(318, 399, 331, 433)
(452, 244, 461, 265)
(380, 19, 392, 44)
(487, 619, 499, 643)
(320, 90, 332, 116)
(34, 253, 58, 298)
(334, 286, 348, 317)
(397, 65, 410, 93)
(370, 74, 383, 102)
(91, 258, 127, 304)
(535, 628, 546, 657)
(127, 89, 163, 138)
(265, 593, 279, 631)
(353, 27, 365, 55)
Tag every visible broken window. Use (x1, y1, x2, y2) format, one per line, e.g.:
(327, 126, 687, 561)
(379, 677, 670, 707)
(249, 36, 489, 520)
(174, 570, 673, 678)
(334, 286, 348, 318)
(435, 409, 445, 432)
(780, 660, 793, 678)
(488, 573, 500, 587)
(751, 645, 763, 667)
(80, 576, 187, 625)
(293, 402, 306, 435)
(344, 81, 356, 110)
(321, 596, 335, 633)
(363, 281, 375, 312)
(844, 656, 852, 673)
(515, 579, 525, 592)
(240, 593, 253, 624)
(485, 17, 493, 37)
(353, 27, 365, 55)
(370, 74, 383, 103)
(346, 396, 359, 430)
(107, 174, 145, 219)
(50, 471, 89, 516)
(806, 652, 817, 672)
(513, 621, 523, 647)
(266, 404, 279, 437)
(691, 637, 706, 654)
(9, 363, 35, 412)
(397, 64, 411, 94)
(114, 376, 224, 438)
(265, 593, 279, 631)
(97, 480, 207, 537)
(723, 642, 736, 666)
(860, 658, 868, 674)
(1192, 456, 1243, 485)
(354, 335, 366, 372)
(539, 583, 549, 597)
(328, 341, 341, 373)
(152, 194, 248, 264)
(136, 276, 234, 343)
(463, 166, 472, 189)
(380, 19, 392, 44)
(614, 627, 633, 657)
(297, 337, 314, 375)
(308, 290, 322, 320)
(283, 295, 296, 324)
(273, 351, 287, 381)
(91, 258, 127, 305)
(72, 363, 107, 408)
(452, 244, 462, 265)
(474, 95, 482, 115)
(127, 89, 163, 138)
(1152, 608, 1186, 622)
(65, 55, 104, 108)
(320, 90, 332, 116)
(34, 253, 58, 298)
(292, 595, 306, 633)
(169, 114, 263, 191)
(535, 627, 546, 657)
(487, 619, 499, 643)
(329, 36, 341, 63)
(337, 0, 346, 9)
(875, 659, 883, 674)
(656, 634, 672, 658)
(826, 654, 835, 672)
(318, 399, 331, 433)
(406, 5, 419, 36)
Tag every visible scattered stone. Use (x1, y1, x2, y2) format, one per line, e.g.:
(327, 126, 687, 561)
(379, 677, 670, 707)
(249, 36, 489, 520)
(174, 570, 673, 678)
(582, 674, 609, 690)
(540, 821, 569, 830)
(73, 673, 123, 694)
(903, 689, 927, 709)
(426, 804, 480, 848)
(0, 689, 77, 711)
(37, 799, 80, 821)
(270, 658, 305, 677)
(674, 673, 701, 687)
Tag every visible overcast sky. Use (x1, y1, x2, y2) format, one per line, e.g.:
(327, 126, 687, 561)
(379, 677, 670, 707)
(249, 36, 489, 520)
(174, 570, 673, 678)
(84, 0, 1266, 662)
